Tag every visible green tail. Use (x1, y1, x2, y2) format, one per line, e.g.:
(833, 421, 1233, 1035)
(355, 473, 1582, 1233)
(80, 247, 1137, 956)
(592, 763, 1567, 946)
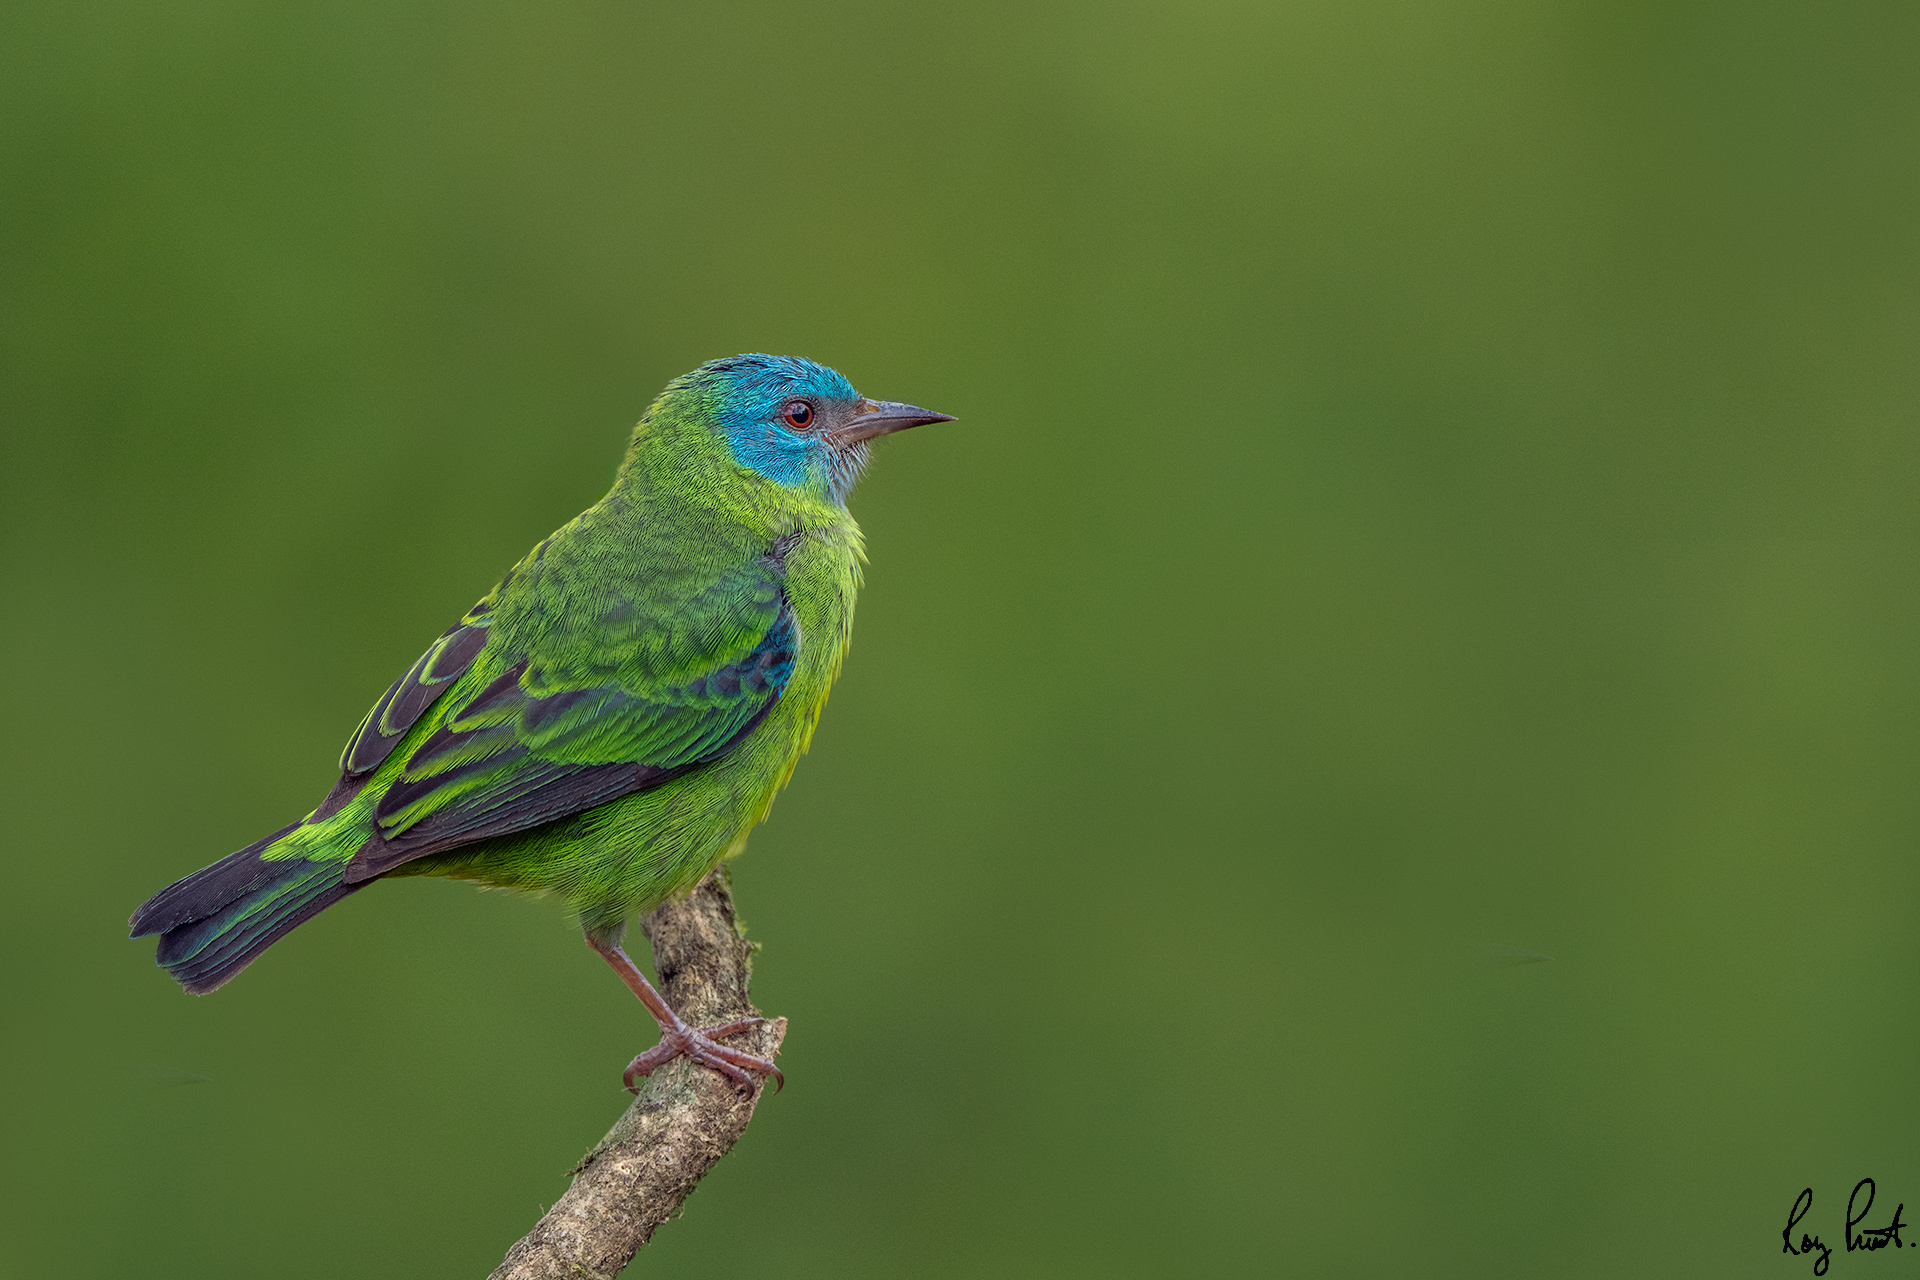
(129, 824, 367, 994)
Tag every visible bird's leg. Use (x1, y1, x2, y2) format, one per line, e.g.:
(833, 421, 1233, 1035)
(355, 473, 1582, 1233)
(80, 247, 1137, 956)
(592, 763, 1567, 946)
(585, 933, 784, 1093)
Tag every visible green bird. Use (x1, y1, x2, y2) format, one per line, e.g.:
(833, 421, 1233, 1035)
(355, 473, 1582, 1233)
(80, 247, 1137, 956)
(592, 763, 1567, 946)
(130, 354, 953, 1089)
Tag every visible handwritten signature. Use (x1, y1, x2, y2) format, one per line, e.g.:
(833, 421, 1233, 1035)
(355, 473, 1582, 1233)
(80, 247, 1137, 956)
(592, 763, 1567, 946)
(1783, 1180, 1907, 1275)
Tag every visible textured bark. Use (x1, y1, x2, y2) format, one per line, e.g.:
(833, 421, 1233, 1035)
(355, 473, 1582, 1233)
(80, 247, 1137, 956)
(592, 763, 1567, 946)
(490, 871, 786, 1280)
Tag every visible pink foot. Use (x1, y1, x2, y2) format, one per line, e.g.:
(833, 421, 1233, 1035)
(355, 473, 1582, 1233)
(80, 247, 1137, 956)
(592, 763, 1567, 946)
(585, 934, 783, 1094)
(623, 1015, 783, 1093)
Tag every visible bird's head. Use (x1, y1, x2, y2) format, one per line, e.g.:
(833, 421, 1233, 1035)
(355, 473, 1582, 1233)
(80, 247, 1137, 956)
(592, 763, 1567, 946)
(664, 354, 953, 505)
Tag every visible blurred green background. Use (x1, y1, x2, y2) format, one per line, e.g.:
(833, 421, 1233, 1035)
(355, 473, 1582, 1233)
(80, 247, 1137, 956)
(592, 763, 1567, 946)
(4, 1, 1918, 1276)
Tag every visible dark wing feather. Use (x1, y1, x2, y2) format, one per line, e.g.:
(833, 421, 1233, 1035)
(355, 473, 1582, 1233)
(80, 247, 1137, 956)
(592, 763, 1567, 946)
(342, 562, 797, 884)
(348, 763, 671, 880)
(340, 603, 493, 777)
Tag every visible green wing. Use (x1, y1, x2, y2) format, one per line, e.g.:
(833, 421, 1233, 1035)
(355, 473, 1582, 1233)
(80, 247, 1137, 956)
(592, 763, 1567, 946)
(338, 547, 796, 883)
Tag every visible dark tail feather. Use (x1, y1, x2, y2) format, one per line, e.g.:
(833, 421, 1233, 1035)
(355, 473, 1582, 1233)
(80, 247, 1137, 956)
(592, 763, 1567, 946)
(129, 822, 302, 938)
(130, 827, 368, 994)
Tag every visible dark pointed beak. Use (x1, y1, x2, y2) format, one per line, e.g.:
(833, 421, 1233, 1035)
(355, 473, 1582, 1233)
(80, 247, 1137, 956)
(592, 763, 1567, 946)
(833, 397, 957, 445)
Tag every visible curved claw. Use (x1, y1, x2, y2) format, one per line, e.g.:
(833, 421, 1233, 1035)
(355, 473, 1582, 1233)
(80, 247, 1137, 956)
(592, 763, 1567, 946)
(623, 1016, 782, 1093)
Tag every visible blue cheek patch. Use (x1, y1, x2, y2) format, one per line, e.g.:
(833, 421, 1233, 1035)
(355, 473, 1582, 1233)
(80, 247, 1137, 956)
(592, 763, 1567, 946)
(724, 421, 817, 487)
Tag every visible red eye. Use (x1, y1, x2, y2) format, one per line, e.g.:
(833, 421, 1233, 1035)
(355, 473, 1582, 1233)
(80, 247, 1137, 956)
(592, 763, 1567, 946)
(782, 400, 813, 429)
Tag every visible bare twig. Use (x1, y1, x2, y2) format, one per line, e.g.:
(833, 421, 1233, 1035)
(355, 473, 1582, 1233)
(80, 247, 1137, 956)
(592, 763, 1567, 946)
(490, 871, 786, 1280)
